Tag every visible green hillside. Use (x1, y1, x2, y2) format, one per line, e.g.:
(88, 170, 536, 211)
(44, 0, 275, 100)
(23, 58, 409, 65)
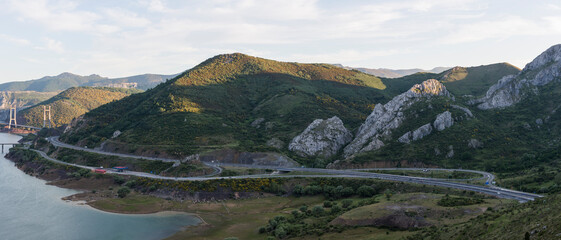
(440, 63, 521, 96)
(410, 194, 561, 239)
(352, 78, 561, 194)
(19, 87, 142, 127)
(61, 53, 390, 157)
(380, 63, 520, 97)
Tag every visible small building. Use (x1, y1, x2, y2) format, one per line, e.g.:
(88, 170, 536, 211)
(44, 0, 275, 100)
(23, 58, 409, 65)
(113, 166, 128, 172)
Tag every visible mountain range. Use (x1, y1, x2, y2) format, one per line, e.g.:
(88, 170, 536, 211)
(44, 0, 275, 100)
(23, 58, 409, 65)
(58, 48, 531, 169)
(0, 72, 178, 92)
(332, 64, 451, 78)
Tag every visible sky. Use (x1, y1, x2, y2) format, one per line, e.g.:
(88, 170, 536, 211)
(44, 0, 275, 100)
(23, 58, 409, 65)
(1, 0, 561, 82)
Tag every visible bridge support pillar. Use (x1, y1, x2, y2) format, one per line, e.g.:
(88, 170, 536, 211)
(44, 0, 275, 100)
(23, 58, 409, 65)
(43, 106, 52, 128)
(9, 104, 17, 129)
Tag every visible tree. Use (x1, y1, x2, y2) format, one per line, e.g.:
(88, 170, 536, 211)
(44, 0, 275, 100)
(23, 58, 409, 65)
(117, 187, 131, 198)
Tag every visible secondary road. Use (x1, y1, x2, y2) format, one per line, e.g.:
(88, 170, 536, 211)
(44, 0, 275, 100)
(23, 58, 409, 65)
(43, 137, 541, 202)
(47, 136, 222, 176)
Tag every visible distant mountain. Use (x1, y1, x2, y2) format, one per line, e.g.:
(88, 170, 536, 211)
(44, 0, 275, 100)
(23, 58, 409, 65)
(0, 72, 178, 92)
(332, 64, 450, 78)
(17, 87, 142, 127)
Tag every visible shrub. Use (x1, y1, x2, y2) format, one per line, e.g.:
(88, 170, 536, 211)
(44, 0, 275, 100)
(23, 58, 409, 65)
(341, 199, 353, 208)
(331, 205, 342, 214)
(312, 206, 324, 217)
(117, 187, 131, 198)
(113, 175, 125, 184)
(275, 227, 287, 239)
(357, 185, 376, 197)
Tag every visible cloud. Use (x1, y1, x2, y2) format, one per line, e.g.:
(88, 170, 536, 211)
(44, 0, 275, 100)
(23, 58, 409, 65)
(33, 38, 64, 53)
(0, 34, 30, 46)
(440, 15, 561, 44)
(9, 0, 103, 32)
(103, 8, 151, 28)
(289, 49, 411, 65)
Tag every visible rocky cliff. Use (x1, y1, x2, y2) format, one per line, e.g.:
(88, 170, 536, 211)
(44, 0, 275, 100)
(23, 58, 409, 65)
(476, 44, 561, 109)
(343, 79, 453, 157)
(289, 116, 353, 158)
(397, 111, 454, 144)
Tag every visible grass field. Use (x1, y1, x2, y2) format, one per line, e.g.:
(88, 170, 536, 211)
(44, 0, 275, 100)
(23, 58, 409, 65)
(86, 191, 512, 240)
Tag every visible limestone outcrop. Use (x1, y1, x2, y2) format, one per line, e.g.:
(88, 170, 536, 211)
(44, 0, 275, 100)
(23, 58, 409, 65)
(433, 111, 454, 131)
(398, 123, 433, 144)
(289, 116, 352, 158)
(476, 44, 561, 109)
(344, 79, 452, 157)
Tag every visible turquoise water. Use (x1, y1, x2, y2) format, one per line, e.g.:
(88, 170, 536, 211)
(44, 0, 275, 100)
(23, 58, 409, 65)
(0, 133, 200, 240)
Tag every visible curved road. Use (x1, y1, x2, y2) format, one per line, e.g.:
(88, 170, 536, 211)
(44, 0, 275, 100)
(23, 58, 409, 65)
(47, 136, 222, 177)
(43, 137, 541, 202)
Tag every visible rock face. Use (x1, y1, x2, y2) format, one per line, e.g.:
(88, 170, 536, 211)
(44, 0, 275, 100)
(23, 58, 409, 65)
(398, 124, 433, 144)
(266, 138, 284, 150)
(433, 111, 454, 131)
(476, 44, 561, 109)
(289, 116, 353, 158)
(446, 145, 454, 158)
(344, 79, 452, 157)
(112, 130, 122, 138)
(468, 139, 483, 149)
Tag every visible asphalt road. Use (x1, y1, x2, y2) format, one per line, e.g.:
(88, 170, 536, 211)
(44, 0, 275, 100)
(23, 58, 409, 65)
(43, 137, 541, 202)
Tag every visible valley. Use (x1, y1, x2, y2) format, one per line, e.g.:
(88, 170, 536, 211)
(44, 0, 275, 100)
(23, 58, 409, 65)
(3, 44, 561, 240)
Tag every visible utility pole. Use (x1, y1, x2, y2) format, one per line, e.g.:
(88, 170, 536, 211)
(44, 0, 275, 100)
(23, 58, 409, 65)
(8, 102, 16, 129)
(43, 105, 52, 128)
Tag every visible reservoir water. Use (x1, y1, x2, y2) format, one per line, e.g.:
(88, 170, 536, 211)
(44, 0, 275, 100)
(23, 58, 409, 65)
(0, 133, 200, 240)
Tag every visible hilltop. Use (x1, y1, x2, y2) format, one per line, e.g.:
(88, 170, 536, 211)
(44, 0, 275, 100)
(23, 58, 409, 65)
(18, 87, 142, 127)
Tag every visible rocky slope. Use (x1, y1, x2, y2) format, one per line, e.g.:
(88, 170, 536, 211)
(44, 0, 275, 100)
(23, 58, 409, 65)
(343, 79, 453, 157)
(288, 116, 352, 158)
(476, 44, 561, 109)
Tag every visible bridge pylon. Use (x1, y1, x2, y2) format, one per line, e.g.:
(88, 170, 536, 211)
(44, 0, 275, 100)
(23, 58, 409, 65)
(8, 103, 16, 129)
(43, 105, 52, 128)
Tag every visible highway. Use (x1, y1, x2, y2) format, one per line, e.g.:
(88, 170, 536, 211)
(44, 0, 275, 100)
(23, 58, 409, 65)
(351, 167, 495, 185)
(42, 136, 541, 202)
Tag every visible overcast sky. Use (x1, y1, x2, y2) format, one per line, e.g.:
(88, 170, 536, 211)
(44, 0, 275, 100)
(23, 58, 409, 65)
(1, 0, 561, 82)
